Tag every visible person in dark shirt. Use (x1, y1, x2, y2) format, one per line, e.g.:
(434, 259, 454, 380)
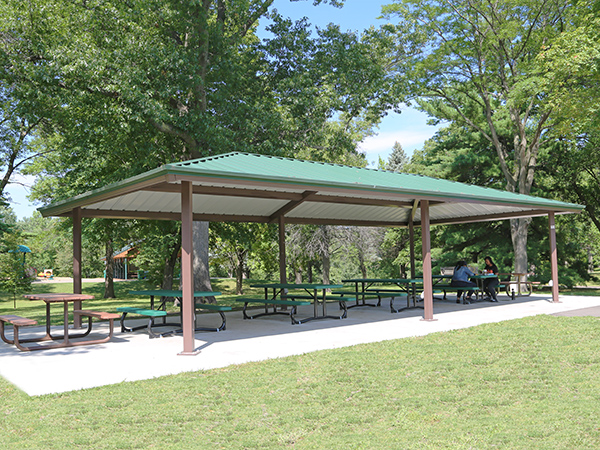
(482, 256, 499, 302)
(450, 260, 477, 303)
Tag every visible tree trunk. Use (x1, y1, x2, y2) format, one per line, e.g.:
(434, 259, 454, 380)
(322, 253, 331, 285)
(510, 218, 531, 276)
(358, 252, 367, 278)
(192, 221, 215, 303)
(295, 266, 302, 283)
(235, 248, 246, 295)
(104, 240, 115, 299)
(161, 244, 180, 290)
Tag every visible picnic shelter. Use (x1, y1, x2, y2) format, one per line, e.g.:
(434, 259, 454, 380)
(38, 152, 584, 354)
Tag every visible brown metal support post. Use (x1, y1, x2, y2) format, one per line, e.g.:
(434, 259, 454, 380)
(409, 215, 416, 279)
(278, 215, 287, 284)
(73, 207, 82, 328)
(179, 181, 198, 355)
(549, 212, 560, 303)
(420, 201, 435, 321)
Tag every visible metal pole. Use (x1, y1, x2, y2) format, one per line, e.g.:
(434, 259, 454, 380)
(73, 207, 82, 328)
(549, 212, 560, 303)
(180, 181, 198, 355)
(420, 201, 435, 321)
(409, 215, 416, 279)
(278, 215, 287, 284)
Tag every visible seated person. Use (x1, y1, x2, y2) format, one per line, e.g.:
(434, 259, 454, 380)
(482, 256, 499, 302)
(450, 260, 477, 303)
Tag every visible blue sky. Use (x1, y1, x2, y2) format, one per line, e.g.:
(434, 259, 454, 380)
(4, 0, 441, 220)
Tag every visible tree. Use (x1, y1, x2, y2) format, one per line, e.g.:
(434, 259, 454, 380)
(535, 0, 600, 235)
(0, 87, 45, 203)
(383, 0, 572, 274)
(538, 0, 600, 139)
(387, 141, 408, 172)
(2, 0, 402, 291)
(539, 137, 600, 233)
(0, 225, 32, 305)
(210, 223, 276, 295)
(337, 226, 384, 278)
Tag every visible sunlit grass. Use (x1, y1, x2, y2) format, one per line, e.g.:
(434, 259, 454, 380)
(1, 315, 600, 449)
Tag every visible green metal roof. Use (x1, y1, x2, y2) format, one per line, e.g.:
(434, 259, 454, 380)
(39, 152, 583, 226)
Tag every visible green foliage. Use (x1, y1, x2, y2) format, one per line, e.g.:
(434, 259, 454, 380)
(0, 229, 33, 298)
(2, 0, 405, 288)
(131, 221, 181, 288)
(538, 0, 600, 138)
(382, 0, 576, 274)
(210, 222, 278, 292)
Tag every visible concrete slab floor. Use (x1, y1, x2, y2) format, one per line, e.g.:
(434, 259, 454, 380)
(1, 294, 600, 396)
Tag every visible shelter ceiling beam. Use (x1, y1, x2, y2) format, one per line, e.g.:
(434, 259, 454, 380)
(411, 200, 419, 220)
(268, 191, 318, 224)
(427, 210, 557, 226)
(143, 183, 415, 208)
(77, 208, 407, 227)
(286, 217, 403, 227)
(79, 209, 272, 223)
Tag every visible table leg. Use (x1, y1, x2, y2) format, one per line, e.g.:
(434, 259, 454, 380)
(63, 302, 70, 345)
(73, 300, 82, 328)
(46, 302, 52, 337)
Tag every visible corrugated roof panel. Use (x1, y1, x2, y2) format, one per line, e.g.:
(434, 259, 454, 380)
(193, 195, 286, 217)
(169, 153, 580, 210)
(39, 152, 583, 221)
(289, 202, 409, 222)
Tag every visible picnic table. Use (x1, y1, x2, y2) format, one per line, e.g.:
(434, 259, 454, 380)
(0, 293, 119, 351)
(500, 273, 538, 298)
(341, 278, 426, 313)
(125, 290, 229, 336)
(240, 283, 346, 324)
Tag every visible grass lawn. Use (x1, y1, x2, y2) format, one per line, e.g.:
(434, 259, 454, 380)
(1, 314, 600, 449)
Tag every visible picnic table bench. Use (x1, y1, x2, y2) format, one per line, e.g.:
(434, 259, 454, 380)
(331, 291, 381, 309)
(116, 307, 169, 338)
(248, 283, 347, 324)
(124, 290, 229, 337)
(0, 315, 39, 349)
(431, 285, 481, 304)
(236, 298, 312, 324)
(1, 294, 121, 352)
(366, 288, 425, 313)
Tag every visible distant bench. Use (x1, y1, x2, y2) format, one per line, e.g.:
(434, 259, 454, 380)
(236, 298, 311, 324)
(117, 307, 169, 338)
(331, 291, 381, 309)
(366, 288, 423, 313)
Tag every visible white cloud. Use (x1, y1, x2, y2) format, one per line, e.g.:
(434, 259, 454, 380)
(358, 130, 436, 156)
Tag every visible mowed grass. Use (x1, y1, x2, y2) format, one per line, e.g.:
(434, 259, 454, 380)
(1, 314, 600, 449)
